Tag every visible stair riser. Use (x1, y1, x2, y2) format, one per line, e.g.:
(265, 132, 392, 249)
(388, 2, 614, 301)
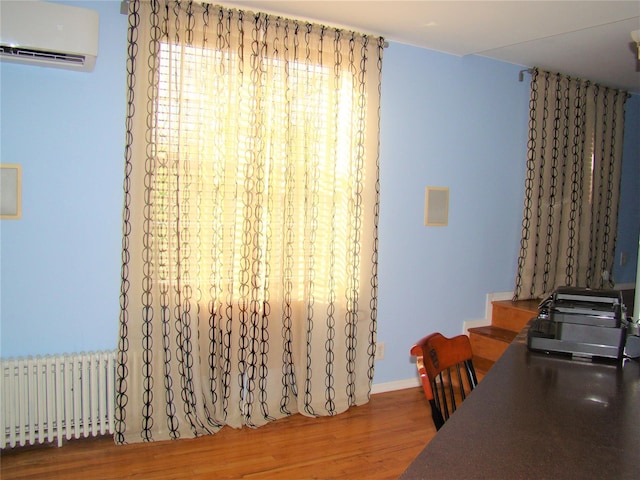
(469, 300, 540, 377)
(469, 333, 510, 363)
(472, 356, 493, 378)
(492, 303, 538, 332)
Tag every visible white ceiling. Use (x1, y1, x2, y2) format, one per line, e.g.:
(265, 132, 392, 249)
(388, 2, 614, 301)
(220, 1, 640, 94)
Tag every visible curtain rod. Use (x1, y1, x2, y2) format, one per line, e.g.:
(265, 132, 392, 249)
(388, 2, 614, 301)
(518, 68, 534, 82)
(119, 0, 389, 47)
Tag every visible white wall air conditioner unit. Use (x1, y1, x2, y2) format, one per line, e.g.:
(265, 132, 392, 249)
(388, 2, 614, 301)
(0, 1, 99, 72)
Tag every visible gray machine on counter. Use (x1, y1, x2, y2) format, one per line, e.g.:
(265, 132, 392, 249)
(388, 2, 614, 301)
(527, 287, 639, 360)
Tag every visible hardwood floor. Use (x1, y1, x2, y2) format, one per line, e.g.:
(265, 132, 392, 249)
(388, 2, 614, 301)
(0, 388, 435, 479)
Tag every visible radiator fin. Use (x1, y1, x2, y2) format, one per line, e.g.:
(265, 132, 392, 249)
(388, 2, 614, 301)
(1, 351, 117, 448)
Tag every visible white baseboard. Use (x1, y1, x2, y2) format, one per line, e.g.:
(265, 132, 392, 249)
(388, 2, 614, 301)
(461, 291, 514, 335)
(371, 377, 420, 395)
(485, 291, 514, 315)
(374, 292, 521, 396)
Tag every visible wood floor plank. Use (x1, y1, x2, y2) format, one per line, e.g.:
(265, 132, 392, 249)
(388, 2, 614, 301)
(0, 387, 435, 479)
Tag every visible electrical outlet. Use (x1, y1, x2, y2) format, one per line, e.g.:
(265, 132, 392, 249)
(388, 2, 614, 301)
(620, 252, 627, 266)
(375, 342, 385, 360)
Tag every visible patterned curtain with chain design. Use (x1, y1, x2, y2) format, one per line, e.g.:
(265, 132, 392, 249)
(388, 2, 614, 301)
(513, 68, 629, 301)
(115, 0, 384, 444)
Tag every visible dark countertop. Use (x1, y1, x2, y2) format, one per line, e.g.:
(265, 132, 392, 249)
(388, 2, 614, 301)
(400, 329, 640, 479)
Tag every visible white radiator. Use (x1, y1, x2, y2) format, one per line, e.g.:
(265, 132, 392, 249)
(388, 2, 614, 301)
(1, 351, 116, 448)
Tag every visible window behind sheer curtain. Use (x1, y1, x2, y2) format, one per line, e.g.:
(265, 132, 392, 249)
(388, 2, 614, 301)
(513, 68, 628, 300)
(154, 41, 363, 304)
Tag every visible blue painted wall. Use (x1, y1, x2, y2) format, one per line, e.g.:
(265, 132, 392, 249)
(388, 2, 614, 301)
(1, 1, 638, 388)
(375, 46, 531, 383)
(615, 94, 640, 286)
(1, 1, 128, 358)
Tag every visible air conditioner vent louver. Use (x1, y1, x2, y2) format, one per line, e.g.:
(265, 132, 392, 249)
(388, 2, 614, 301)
(0, 46, 86, 67)
(0, 1, 99, 72)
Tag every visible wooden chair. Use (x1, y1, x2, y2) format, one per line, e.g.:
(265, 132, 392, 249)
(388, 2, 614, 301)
(410, 332, 478, 430)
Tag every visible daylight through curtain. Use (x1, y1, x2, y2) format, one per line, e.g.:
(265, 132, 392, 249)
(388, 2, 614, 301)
(513, 68, 628, 300)
(115, 0, 384, 444)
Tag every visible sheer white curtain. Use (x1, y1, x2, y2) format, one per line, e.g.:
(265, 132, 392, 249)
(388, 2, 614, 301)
(115, 0, 384, 443)
(514, 69, 628, 300)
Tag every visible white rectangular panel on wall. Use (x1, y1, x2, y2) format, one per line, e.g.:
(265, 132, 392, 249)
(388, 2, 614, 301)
(1, 164, 22, 220)
(424, 186, 448, 226)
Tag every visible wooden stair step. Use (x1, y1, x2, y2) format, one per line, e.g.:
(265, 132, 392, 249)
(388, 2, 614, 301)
(469, 325, 518, 342)
(468, 326, 517, 363)
(471, 355, 493, 378)
(491, 299, 539, 332)
(467, 298, 542, 377)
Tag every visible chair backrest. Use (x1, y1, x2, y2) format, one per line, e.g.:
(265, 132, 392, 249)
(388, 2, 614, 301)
(410, 333, 478, 430)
